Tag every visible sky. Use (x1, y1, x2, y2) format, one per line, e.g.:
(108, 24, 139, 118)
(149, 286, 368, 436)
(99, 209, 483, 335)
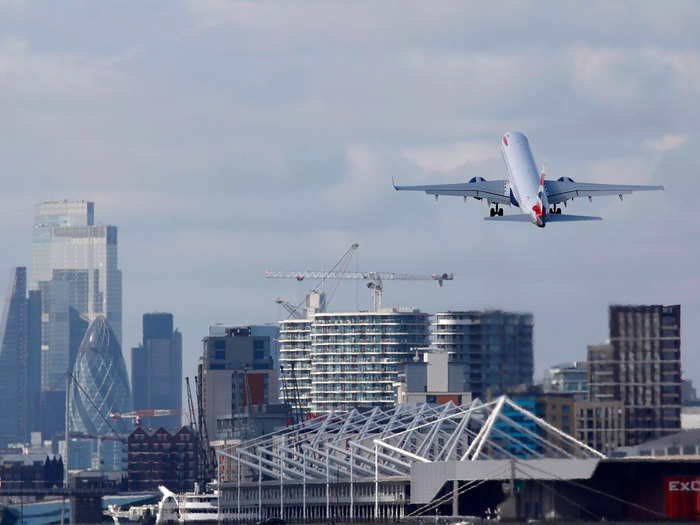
(1, 1, 699, 392)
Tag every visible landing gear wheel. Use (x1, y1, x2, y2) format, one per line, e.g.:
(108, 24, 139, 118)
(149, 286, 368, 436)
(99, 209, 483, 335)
(490, 208, 495, 217)
(498, 208, 504, 216)
(557, 208, 562, 214)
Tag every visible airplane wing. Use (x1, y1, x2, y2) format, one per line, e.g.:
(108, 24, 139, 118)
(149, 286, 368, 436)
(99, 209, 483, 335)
(393, 178, 511, 205)
(544, 179, 663, 205)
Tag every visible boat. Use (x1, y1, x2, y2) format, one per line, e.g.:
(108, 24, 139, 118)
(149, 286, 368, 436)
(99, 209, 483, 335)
(107, 483, 241, 523)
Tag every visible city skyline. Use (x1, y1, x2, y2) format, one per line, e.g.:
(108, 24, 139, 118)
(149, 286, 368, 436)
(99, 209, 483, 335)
(0, 200, 696, 406)
(0, 2, 698, 395)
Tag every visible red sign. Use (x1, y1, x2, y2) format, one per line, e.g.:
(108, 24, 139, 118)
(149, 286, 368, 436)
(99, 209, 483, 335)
(666, 477, 700, 519)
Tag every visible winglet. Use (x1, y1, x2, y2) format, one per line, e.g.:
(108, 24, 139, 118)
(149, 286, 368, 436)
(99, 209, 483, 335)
(392, 176, 398, 190)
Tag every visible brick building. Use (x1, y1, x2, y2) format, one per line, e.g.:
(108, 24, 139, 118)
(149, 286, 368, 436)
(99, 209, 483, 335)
(127, 426, 198, 492)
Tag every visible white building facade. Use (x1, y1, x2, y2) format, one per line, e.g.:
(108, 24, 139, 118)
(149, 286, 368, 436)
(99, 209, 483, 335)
(279, 309, 430, 416)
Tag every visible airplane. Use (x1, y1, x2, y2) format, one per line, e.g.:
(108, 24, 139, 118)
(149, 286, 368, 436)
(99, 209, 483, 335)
(393, 131, 664, 228)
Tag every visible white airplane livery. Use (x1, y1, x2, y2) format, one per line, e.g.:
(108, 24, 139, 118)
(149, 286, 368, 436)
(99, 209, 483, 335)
(394, 131, 664, 227)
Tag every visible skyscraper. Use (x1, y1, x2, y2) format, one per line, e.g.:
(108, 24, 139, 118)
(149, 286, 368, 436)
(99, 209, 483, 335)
(131, 313, 182, 430)
(31, 200, 94, 289)
(0, 268, 44, 446)
(31, 201, 122, 440)
(588, 304, 681, 446)
(0, 268, 29, 446)
(432, 311, 534, 398)
(26, 289, 42, 434)
(69, 316, 132, 470)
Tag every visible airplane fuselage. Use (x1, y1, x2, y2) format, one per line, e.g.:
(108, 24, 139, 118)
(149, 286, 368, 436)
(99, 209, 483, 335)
(501, 131, 549, 227)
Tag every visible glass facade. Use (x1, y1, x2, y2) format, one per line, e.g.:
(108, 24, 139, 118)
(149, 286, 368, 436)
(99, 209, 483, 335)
(548, 361, 588, 399)
(31, 200, 123, 439)
(48, 225, 122, 344)
(31, 200, 94, 290)
(0, 268, 28, 446)
(69, 316, 132, 469)
(131, 313, 182, 430)
(70, 315, 132, 435)
(39, 279, 89, 393)
(432, 311, 534, 398)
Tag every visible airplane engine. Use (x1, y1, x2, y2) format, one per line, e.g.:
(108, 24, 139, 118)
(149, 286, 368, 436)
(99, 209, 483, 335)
(469, 177, 487, 199)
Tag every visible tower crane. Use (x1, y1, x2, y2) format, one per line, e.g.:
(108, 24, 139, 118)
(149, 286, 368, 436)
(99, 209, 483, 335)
(185, 376, 197, 430)
(275, 297, 305, 319)
(108, 408, 183, 427)
(266, 268, 454, 311)
(270, 242, 359, 318)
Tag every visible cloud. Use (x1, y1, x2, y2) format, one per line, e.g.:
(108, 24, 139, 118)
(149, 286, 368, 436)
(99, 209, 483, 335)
(0, 37, 128, 99)
(1, 1, 700, 395)
(644, 134, 688, 152)
(402, 141, 499, 173)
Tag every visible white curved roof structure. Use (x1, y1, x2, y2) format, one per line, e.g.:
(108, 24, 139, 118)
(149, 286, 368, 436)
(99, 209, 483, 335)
(218, 395, 604, 484)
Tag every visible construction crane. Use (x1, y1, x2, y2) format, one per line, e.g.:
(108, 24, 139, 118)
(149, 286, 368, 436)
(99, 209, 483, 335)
(275, 297, 305, 319)
(269, 242, 359, 319)
(194, 375, 213, 485)
(108, 408, 182, 427)
(185, 376, 198, 430)
(267, 268, 454, 311)
(280, 362, 304, 425)
(69, 432, 125, 443)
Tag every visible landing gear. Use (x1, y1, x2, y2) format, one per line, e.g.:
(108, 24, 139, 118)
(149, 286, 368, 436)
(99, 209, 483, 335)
(490, 204, 504, 217)
(549, 206, 562, 214)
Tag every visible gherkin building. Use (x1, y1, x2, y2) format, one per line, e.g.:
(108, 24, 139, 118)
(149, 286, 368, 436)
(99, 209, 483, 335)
(69, 315, 132, 439)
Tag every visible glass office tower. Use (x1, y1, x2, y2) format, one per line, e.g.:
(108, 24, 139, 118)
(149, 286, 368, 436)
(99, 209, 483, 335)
(31, 200, 94, 289)
(131, 313, 183, 430)
(432, 311, 534, 398)
(0, 268, 29, 446)
(31, 201, 123, 442)
(69, 316, 132, 470)
(32, 200, 121, 344)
